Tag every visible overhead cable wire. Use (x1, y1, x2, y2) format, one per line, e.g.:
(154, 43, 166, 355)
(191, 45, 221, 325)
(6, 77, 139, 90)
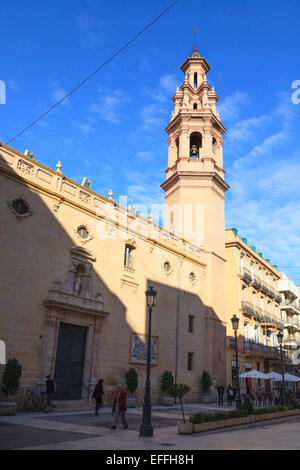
(6, 0, 179, 145)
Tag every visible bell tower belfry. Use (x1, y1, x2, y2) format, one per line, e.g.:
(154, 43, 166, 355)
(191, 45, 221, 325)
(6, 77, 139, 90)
(161, 41, 229, 255)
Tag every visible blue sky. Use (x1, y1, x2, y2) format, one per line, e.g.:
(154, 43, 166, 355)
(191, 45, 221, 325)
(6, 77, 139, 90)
(1, 0, 300, 282)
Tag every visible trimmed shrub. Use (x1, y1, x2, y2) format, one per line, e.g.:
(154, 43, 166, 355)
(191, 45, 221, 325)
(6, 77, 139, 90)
(125, 368, 138, 395)
(161, 371, 174, 393)
(190, 409, 249, 424)
(200, 370, 212, 395)
(1, 358, 22, 400)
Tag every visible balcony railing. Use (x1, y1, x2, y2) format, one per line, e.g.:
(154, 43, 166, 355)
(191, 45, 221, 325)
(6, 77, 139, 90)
(240, 268, 252, 284)
(267, 286, 276, 299)
(281, 301, 300, 314)
(241, 301, 255, 318)
(275, 294, 282, 304)
(251, 276, 261, 290)
(243, 340, 280, 358)
(260, 282, 269, 295)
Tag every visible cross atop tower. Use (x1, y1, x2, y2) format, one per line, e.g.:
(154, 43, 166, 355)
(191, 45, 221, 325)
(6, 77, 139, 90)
(192, 26, 199, 53)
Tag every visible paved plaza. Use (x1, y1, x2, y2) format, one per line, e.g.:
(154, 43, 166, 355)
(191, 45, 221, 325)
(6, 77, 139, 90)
(1, 403, 300, 450)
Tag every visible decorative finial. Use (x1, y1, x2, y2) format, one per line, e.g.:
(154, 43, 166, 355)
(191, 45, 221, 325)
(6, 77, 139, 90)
(193, 26, 199, 52)
(191, 26, 201, 57)
(216, 111, 221, 120)
(56, 160, 62, 173)
(148, 213, 152, 223)
(108, 189, 113, 200)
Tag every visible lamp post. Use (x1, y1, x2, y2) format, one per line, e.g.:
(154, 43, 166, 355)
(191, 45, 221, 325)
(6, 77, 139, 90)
(231, 314, 242, 409)
(277, 331, 287, 406)
(139, 286, 157, 437)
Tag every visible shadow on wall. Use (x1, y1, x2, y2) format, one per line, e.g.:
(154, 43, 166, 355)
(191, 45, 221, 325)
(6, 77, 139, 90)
(0, 145, 227, 406)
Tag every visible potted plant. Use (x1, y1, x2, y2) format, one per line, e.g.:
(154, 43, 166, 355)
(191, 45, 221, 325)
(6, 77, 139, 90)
(0, 358, 22, 415)
(161, 370, 175, 406)
(125, 368, 138, 408)
(167, 383, 192, 434)
(200, 370, 214, 404)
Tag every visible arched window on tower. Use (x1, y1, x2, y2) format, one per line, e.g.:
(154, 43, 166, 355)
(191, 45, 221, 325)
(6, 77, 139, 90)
(190, 132, 202, 158)
(212, 137, 217, 155)
(194, 72, 198, 88)
(175, 138, 179, 159)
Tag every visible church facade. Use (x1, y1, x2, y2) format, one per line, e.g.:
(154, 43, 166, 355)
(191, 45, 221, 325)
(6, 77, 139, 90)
(0, 46, 229, 406)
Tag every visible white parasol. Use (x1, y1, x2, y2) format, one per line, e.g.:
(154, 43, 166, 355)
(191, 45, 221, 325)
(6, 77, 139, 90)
(264, 371, 282, 380)
(239, 370, 266, 379)
(271, 373, 300, 382)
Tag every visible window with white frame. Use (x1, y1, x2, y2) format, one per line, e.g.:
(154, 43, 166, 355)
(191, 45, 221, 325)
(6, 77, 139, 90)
(240, 254, 245, 274)
(251, 262, 254, 280)
(124, 244, 135, 268)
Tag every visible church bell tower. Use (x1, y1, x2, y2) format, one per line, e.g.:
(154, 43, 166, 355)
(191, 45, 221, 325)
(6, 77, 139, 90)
(161, 39, 229, 253)
(161, 38, 229, 382)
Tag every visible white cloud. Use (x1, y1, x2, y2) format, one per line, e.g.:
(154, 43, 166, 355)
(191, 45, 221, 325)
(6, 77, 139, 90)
(90, 90, 130, 124)
(159, 74, 178, 94)
(226, 115, 270, 143)
(49, 81, 70, 106)
(75, 15, 108, 47)
(218, 91, 249, 122)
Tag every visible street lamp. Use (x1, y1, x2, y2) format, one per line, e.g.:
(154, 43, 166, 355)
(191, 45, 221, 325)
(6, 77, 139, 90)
(139, 286, 157, 437)
(231, 314, 242, 409)
(277, 331, 287, 406)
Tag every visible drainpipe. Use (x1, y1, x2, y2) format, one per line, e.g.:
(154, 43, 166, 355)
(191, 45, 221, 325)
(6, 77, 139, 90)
(175, 256, 181, 385)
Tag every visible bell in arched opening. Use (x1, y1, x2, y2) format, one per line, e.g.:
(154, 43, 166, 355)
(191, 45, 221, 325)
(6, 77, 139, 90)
(190, 132, 202, 158)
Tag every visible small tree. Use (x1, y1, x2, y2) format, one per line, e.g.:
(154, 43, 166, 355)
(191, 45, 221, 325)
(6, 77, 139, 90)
(1, 358, 22, 401)
(242, 395, 254, 413)
(161, 370, 174, 394)
(167, 384, 190, 423)
(200, 370, 212, 395)
(125, 368, 138, 395)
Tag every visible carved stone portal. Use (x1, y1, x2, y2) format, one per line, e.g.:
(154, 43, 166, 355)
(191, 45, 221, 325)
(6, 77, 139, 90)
(41, 246, 109, 401)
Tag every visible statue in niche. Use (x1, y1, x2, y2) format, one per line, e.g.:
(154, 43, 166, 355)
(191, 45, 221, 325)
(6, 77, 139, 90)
(73, 273, 81, 295)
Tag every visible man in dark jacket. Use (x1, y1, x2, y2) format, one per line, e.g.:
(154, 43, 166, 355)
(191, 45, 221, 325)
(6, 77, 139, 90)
(111, 384, 128, 429)
(92, 379, 105, 415)
(45, 375, 56, 413)
(217, 384, 225, 406)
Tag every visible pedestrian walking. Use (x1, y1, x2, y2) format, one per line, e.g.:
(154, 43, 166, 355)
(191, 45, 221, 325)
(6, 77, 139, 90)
(111, 384, 128, 430)
(226, 385, 234, 406)
(45, 375, 56, 413)
(92, 378, 105, 415)
(217, 384, 225, 406)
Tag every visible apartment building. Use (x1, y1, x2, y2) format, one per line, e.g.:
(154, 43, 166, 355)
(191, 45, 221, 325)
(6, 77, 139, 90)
(226, 229, 283, 394)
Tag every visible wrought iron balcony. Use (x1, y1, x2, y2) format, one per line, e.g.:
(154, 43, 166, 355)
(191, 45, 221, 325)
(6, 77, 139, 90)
(250, 275, 261, 290)
(241, 301, 255, 318)
(240, 268, 252, 284)
(243, 340, 280, 358)
(267, 287, 276, 299)
(275, 294, 282, 304)
(260, 282, 269, 295)
(253, 308, 264, 322)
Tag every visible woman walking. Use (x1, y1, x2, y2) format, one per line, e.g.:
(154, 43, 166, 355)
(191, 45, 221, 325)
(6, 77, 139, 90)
(92, 379, 105, 415)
